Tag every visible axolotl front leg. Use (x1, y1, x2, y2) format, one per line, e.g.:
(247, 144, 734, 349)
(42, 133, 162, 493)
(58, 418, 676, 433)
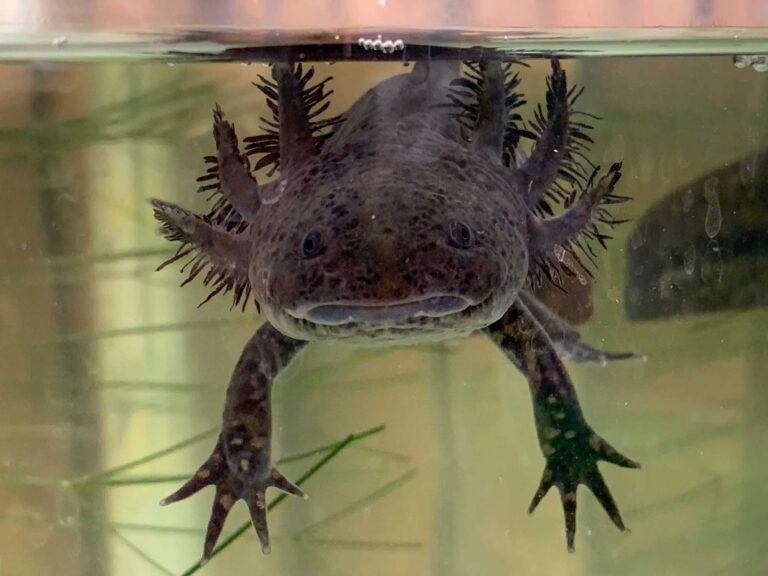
(162, 325, 308, 562)
(486, 299, 640, 552)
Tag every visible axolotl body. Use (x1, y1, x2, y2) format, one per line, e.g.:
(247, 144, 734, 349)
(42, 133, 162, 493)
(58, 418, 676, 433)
(151, 58, 639, 562)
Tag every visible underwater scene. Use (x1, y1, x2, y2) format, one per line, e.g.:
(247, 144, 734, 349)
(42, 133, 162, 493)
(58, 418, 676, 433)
(1, 37, 768, 576)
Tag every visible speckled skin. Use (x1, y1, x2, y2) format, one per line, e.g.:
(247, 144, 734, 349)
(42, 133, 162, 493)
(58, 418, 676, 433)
(251, 66, 528, 344)
(151, 58, 638, 563)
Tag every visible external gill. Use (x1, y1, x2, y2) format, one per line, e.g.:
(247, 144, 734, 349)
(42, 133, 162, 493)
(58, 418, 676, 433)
(152, 62, 342, 311)
(150, 198, 253, 309)
(527, 161, 630, 288)
(521, 59, 599, 216)
(151, 106, 258, 309)
(244, 62, 344, 175)
(445, 59, 530, 160)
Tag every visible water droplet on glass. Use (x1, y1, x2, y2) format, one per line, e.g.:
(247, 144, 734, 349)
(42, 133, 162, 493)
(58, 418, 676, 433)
(639, 150, 654, 185)
(740, 154, 758, 187)
(31, 523, 53, 548)
(700, 240, 723, 285)
(57, 487, 80, 528)
(682, 188, 695, 213)
(703, 177, 722, 239)
(683, 246, 696, 275)
(658, 154, 669, 183)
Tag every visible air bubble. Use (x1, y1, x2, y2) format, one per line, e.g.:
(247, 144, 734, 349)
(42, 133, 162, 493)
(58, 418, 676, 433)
(732, 55, 768, 72)
(733, 55, 749, 69)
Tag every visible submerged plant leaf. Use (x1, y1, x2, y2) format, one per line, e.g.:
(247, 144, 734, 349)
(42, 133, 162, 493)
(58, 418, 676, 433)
(293, 468, 417, 539)
(73, 426, 219, 487)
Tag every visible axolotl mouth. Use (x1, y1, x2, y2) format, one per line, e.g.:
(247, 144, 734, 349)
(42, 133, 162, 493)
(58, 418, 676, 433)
(273, 292, 503, 345)
(300, 295, 471, 325)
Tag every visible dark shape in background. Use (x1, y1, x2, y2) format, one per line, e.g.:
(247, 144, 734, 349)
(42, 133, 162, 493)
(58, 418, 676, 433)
(625, 150, 768, 320)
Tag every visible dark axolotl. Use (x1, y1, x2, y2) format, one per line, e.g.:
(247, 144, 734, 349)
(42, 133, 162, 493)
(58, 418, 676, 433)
(150, 57, 639, 562)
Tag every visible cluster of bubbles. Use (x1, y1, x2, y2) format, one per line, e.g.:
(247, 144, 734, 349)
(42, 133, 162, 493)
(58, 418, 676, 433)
(358, 34, 405, 53)
(733, 54, 768, 72)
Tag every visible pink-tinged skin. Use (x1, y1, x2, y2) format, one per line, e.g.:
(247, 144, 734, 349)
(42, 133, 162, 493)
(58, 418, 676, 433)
(151, 58, 637, 562)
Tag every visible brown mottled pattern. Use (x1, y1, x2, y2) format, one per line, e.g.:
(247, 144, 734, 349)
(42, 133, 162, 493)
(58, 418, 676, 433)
(151, 58, 636, 560)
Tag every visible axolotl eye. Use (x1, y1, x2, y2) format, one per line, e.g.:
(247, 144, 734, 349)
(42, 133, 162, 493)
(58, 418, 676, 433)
(448, 221, 475, 249)
(301, 230, 325, 259)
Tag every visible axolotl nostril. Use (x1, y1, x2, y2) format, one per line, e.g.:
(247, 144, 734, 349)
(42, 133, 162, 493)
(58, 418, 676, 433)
(150, 58, 638, 562)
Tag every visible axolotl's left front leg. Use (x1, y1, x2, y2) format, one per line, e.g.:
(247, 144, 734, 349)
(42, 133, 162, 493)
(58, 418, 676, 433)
(486, 299, 640, 552)
(161, 324, 308, 562)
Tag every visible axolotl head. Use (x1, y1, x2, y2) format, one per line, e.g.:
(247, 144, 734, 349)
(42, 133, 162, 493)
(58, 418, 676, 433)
(250, 156, 528, 344)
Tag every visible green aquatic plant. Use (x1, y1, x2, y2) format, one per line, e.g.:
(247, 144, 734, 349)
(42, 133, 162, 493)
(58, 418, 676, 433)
(1, 424, 390, 574)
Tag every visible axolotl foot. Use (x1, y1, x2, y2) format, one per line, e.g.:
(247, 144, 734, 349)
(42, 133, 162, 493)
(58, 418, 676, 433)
(528, 426, 641, 552)
(160, 437, 306, 563)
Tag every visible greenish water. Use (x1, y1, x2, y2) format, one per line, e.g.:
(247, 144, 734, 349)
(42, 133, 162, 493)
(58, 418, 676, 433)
(1, 38, 768, 576)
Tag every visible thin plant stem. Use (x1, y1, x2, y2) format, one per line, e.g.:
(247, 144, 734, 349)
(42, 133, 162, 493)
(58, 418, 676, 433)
(72, 426, 218, 487)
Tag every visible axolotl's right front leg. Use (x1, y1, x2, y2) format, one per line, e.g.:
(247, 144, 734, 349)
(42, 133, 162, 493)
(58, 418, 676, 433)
(162, 324, 308, 562)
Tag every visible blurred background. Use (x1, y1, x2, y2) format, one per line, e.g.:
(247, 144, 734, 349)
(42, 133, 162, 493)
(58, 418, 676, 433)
(1, 13, 768, 576)
(1, 0, 768, 31)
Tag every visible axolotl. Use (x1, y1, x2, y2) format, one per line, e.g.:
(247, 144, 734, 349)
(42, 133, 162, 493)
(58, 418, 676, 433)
(151, 57, 639, 562)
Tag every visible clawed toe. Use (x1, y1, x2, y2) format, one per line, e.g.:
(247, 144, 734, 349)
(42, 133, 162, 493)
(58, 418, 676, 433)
(161, 443, 305, 562)
(528, 432, 639, 552)
(160, 449, 226, 507)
